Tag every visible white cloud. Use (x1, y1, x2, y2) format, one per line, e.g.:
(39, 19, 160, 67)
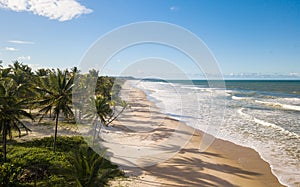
(8, 40, 34, 44)
(17, 55, 31, 61)
(5, 47, 19, 51)
(170, 6, 179, 11)
(0, 0, 27, 11)
(0, 0, 92, 21)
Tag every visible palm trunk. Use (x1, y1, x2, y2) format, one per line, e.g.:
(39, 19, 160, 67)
(105, 105, 127, 127)
(74, 107, 77, 119)
(92, 117, 99, 146)
(2, 123, 7, 163)
(54, 112, 59, 152)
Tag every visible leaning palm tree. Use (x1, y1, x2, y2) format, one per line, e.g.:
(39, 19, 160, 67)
(0, 80, 32, 163)
(83, 95, 112, 144)
(84, 95, 127, 144)
(35, 69, 74, 152)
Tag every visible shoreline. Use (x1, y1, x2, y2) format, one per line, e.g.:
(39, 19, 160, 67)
(108, 81, 285, 187)
(136, 81, 292, 187)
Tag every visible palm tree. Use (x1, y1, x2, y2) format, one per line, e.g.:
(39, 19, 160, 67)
(0, 80, 32, 163)
(35, 68, 51, 77)
(85, 95, 127, 144)
(94, 95, 112, 125)
(9, 61, 37, 114)
(65, 145, 119, 187)
(83, 95, 112, 144)
(35, 69, 74, 152)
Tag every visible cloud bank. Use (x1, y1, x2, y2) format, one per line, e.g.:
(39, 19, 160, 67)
(0, 0, 92, 21)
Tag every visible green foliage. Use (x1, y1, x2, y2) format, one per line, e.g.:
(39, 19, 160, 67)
(6, 146, 69, 186)
(0, 62, 126, 186)
(0, 136, 124, 186)
(0, 163, 22, 186)
(35, 68, 74, 121)
(21, 136, 86, 152)
(95, 95, 112, 120)
(0, 64, 33, 163)
(63, 145, 123, 187)
(95, 76, 115, 99)
(35, 68, 75, 152)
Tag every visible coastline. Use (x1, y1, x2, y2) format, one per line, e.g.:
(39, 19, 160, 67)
(108, 81, 285, 187)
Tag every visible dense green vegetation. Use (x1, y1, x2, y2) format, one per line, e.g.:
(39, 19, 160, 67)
(1, 136, 124, 186)
(0, 61, 126, 186)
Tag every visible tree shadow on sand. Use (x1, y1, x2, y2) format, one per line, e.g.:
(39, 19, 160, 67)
(131, 146, 261, 187)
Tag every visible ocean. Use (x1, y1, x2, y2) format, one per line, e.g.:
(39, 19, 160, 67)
(128, 79, 300, 187)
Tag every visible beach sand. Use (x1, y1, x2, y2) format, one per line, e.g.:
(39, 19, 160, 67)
(108, 81, 285, 187)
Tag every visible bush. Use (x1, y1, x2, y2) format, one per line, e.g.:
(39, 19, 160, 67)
(19, 136, 86, 152)
(1, 136, 124, 186)
(0, 163, 22, 186)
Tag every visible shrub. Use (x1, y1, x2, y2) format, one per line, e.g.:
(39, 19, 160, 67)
(0, 163, 22, 186)
(1, 136, 124, 186)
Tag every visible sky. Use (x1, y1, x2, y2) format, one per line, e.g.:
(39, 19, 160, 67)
(0, 0, 299, 79)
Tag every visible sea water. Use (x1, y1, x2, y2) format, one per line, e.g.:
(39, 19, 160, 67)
(129, 79, 300, 187)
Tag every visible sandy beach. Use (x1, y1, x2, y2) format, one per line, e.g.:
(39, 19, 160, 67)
(108, 81, 285, 187)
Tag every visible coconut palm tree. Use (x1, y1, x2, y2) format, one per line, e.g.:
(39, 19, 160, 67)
(82, 95, 112, 144)
(35, 69, 74, 152)
(67, 146, 108, 187)
(9, 62, 38, 114)
(0, 80, 32, 163)
(94, 95, 112, 125)
(84, 94, 127, 144)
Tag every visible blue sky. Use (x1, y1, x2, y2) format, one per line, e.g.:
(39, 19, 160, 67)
(0, 0, 299, 78)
